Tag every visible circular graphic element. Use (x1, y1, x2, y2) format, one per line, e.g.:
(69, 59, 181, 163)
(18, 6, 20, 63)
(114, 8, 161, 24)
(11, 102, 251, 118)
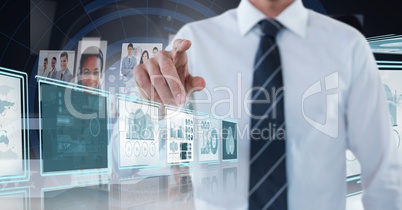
(125, 141, 132, 157)
(225, 127, 235, 155)
(89, 117, 100, 137)
(142, 141, 148, 157)
(210, 128, 218, 155)
(108, 74, 116, 82)
(134, 141, 141, 157)
(169, 141, 179, 152)
(149, 142, 156, 157)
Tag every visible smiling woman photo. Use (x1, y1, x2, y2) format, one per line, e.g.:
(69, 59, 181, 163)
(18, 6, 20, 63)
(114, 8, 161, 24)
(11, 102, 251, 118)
(78, 46, 104, 89)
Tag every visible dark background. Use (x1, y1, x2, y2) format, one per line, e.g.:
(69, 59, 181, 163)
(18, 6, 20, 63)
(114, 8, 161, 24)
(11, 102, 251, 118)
(1, 0, 402, 77)
(0, 0, 242, 76)
(1, 0, 402, 158)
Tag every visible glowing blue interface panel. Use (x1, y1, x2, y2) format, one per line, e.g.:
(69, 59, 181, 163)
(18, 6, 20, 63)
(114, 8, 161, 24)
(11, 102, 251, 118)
(222, 120, 237, 161)
(369, 37, 402, 54)
(379, 70, 402, 150)
(40, 83, 108, 173)
(166, 108, 194, 164)
(0, 187, 29, 210)
(43, 184, 109, 210)
(196, 114, 221, 163)
(0, 68, 28, 183)
(118, 97, 160, 168)
(0, 74, 24, 177)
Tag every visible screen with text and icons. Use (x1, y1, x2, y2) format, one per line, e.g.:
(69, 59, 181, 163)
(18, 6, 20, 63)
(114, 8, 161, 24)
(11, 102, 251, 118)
(39, 82, 109, 174)
(118, 97, 160, 168)
(0, 68, 28, 183)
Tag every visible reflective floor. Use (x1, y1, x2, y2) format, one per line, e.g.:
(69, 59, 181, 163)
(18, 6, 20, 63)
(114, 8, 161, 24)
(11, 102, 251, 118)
(0, 160, 363, 210)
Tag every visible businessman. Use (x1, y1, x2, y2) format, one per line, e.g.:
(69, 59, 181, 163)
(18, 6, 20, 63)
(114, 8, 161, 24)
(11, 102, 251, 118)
(134, 0, 402, 209)
(55, 51, 73, 82)
(48, 57, 58, 79)
(152, 46, 159, 57)
(121, 43, 137, 78)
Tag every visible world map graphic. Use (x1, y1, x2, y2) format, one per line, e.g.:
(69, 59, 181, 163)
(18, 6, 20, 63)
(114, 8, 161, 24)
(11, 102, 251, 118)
(0, 84, 18, 160)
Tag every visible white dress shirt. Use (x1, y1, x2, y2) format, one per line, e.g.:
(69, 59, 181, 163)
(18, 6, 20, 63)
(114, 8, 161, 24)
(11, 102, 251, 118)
(167, 0, 402, 209)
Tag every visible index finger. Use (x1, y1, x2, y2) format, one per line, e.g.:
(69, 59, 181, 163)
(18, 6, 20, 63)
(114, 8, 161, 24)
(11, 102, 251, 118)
(172, 39, 192, 55)
(171, 39, 191, 86)
(154, 52, 186, 105)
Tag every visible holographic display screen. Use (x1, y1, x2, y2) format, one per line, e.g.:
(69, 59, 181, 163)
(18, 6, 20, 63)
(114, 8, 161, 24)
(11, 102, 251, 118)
(40, 83, 108, 173)
(0, 70, 26, 179)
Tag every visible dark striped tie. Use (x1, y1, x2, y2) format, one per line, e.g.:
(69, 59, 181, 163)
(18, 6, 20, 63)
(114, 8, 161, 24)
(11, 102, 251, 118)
(248, 19, 287, 210)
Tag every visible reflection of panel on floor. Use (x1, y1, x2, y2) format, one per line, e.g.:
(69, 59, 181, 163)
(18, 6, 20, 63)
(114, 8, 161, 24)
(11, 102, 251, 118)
(347, 178, 362, 197)
(118, 176, 167, 209)
(391, 126, 402, 183)
(168, 173, 193, 203)
(223, 167, 237, 193)
(0, 191, 25, 210)
(201, 175, 219, 195)
(394, 127, 401, 147)
(346, 150, 361, 178)
(43, 185, 109, 210)
(346, 149, 362, 197)
(180, 175, 192, 194)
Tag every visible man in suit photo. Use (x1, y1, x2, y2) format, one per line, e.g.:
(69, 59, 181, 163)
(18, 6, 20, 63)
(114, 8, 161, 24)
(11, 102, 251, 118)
(121, 43, 137, 78)
(56, 51, 73, 83)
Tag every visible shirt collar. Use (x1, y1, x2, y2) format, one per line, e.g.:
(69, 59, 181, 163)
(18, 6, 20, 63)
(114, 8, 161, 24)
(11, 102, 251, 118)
(237, 0, 309, 38)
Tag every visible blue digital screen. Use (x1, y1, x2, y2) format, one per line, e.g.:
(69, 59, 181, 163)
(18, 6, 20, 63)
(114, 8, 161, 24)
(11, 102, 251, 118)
(40, 83, 108, 173)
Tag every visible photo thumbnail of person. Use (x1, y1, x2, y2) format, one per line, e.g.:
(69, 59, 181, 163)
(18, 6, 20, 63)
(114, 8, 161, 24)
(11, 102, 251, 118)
(40, 57, 49, 77)
(76, 38, 108, 89)
(140, 50, 149, 64)
(120, 43, 138, 79)
(55, 51, 74, 82)
(119, 43, 162, 79)
(152, 47, 159, 57)
(77, 46, 105, 89)
(37, 50, 75, 82)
